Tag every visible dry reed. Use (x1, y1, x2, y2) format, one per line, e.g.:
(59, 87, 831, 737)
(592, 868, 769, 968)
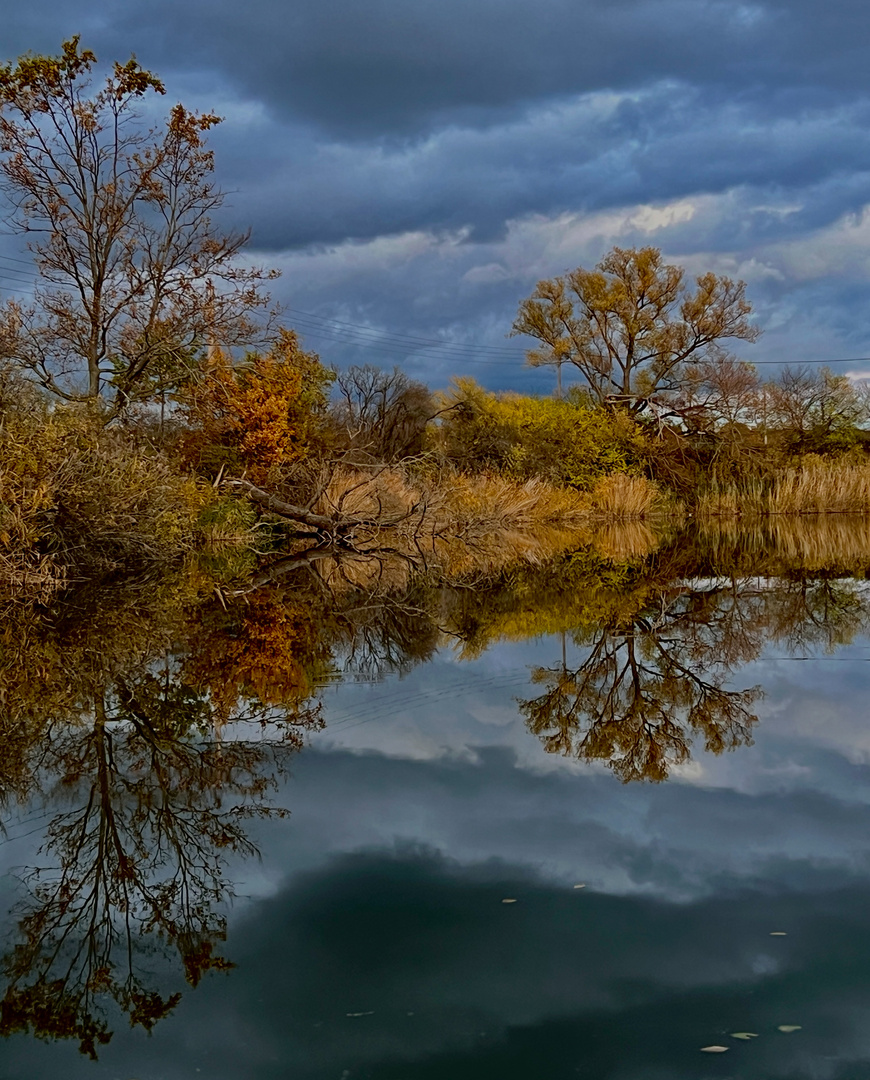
(590, 473, 663, 519)
(698, 461, 870, 518)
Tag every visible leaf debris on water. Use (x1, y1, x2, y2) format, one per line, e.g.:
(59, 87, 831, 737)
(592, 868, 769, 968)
(777, 1025, 802, 1033)
(346, 1011, 374, 1018)
(730, 1032, 759, 1040)
(501, 898, 517, 904)
(770, 931, 788, 936)
(700, 1045, 730, 1053)
(573, 884, 586, 889)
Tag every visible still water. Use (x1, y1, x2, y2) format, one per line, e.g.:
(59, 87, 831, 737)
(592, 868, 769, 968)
(3, 523, 870, 1078)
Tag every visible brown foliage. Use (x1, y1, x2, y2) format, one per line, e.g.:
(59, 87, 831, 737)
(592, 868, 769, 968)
(179, 330, 334, 484)
(0, 37, 275, 406)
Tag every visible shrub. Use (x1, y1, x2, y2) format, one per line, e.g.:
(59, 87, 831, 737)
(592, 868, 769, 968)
(0, 401, 206, 580)
(178, 330, 334, 484)
(434, 378, 647, 490)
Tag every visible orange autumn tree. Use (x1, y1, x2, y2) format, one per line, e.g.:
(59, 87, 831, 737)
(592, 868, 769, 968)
(181, 329, 333, 484)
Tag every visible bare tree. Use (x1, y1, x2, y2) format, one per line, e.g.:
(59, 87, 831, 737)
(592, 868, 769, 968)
(332, 364, 433, 462)
(764, 365, 870, 454)
(0, 38, 276, 409)
(511, 246, 760, 410)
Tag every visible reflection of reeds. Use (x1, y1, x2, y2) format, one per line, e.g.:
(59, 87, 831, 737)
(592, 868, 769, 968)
(699, 512, 870, 572)
(769, 515, 870, 568)
(592, 520, 662, 562)
(273, 516, 673, 601)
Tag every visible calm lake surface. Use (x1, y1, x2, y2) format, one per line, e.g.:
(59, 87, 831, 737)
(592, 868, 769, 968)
(3, 523, 870, 1078)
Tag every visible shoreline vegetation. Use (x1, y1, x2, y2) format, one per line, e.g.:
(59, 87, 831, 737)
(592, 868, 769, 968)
(7, 355, 870, 591)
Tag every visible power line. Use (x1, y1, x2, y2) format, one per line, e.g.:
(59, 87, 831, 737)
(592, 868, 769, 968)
(285, 307, 523, 356)
(285, 308, 870, 368)
(0, 252, 39, 267)
(1, 267, 870, 369)
(0, 270, 38, 287)
(290, 319, 521, 362)
(295, 327, 516, 366)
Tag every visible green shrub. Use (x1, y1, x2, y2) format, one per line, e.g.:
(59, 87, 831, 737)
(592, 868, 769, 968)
(434, 378, 647, 490)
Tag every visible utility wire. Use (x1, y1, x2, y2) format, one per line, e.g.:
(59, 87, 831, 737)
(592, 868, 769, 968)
(1, 264, 870, 368)
(285, 307, 524, 356)
(0, 252, 39, 267)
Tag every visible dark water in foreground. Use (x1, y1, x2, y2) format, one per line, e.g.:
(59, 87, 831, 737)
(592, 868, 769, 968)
(3, 526, 870, 1078)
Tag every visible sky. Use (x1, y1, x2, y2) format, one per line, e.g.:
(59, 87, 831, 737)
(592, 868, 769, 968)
(4, 1, 870, 391)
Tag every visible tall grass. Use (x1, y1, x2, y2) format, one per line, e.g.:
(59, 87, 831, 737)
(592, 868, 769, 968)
(591, 473, 665, 520)
(771, 463, 870, 514)
(311, 465, 665, 538)
(698, 460, 870, 518)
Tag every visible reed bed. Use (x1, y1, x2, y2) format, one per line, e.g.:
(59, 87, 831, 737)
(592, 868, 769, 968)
(591, 473, 664, 520)
(698, 461, 870, 518)
(772, 464, 870, 515)
(311, 465, 663, 540)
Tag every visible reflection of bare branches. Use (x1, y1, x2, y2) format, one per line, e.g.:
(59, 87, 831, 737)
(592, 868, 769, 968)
(520, 583, 765, 782)
(519, 564, 870, 781)
(0, 676, 300, 1058)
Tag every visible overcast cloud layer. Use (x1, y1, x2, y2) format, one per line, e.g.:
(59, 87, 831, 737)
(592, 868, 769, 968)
(4, 0, 870, 388)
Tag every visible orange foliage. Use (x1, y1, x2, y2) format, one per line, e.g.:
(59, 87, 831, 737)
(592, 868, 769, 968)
(184, 590, 333, 723)
(180, 329, 333, 483)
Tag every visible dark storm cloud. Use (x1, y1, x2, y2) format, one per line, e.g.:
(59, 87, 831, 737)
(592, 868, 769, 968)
(93, 0, 870, 140)
(210, 90, 870, 254)
(6, 0, 870, 254)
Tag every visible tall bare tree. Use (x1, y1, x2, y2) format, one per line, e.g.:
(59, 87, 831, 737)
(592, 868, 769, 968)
(764, 365, 870, 454)
(0, 38, 276, 408)
(512, 246, 760, 409)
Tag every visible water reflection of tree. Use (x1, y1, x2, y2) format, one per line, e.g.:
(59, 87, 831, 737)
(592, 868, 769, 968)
(520, 592, 761, 782)
(519, 572, 870, 782)
(4, 538, 870, 1055)
(0, 578, 321, 1057)
(0, 672, 312, 1056)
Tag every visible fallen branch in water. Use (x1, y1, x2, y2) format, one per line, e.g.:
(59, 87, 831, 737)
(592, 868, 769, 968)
(225, 477, 423, 536)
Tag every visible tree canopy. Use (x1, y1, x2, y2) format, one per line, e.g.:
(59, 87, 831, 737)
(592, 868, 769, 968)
(512, 245, 761, 410)
(0, 38, 275, 408)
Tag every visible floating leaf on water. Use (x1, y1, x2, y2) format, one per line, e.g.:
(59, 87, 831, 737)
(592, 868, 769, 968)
(769, 931, 788, 936)
(730, 1032, 759, 1040)
(501, 898, 518, 904)
(700, 1045, 730, 1053)
(573, 884, 586, 889)
(346, 1011, 374, 1018)
(777, 1025, 802, 1033)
